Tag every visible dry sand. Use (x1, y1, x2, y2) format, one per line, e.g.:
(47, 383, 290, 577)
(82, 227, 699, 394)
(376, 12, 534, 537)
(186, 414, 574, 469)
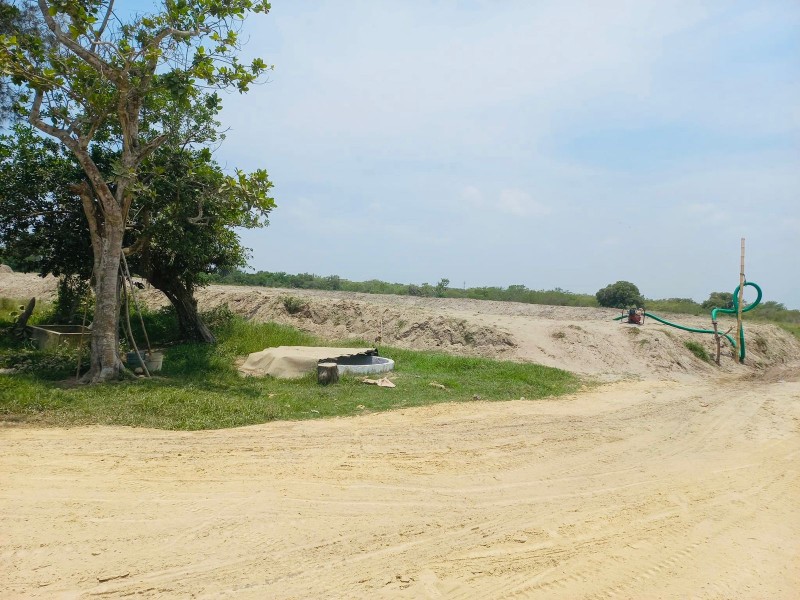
(1, 273, 799, 598)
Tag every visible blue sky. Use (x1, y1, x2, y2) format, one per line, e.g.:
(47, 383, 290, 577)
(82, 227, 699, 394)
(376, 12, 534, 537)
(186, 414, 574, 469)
(194, 1, 799, 306)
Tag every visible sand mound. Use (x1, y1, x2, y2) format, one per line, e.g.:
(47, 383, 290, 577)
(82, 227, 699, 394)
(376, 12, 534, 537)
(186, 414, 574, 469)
(3, 272, 799, 381)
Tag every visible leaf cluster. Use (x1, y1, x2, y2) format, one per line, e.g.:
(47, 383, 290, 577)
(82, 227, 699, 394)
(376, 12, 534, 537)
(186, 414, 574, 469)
(0, 0, 272, 157)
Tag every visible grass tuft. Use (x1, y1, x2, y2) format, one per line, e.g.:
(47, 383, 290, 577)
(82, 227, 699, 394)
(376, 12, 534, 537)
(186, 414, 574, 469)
(684, 340, 710, 363)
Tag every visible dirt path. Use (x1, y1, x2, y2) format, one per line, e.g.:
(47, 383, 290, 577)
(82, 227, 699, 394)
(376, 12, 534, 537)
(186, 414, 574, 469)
(2, 374, 799, 599)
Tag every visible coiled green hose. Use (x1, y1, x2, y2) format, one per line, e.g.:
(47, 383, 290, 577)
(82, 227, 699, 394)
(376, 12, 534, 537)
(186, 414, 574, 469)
(613, 282, 762, 362)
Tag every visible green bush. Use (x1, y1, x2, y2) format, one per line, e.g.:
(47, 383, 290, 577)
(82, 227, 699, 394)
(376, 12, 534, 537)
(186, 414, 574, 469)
(50, 275, 92, 324)
(596, 281, 644, 309)
(282, 296, 307, 315)
(701, 291, 734, 310)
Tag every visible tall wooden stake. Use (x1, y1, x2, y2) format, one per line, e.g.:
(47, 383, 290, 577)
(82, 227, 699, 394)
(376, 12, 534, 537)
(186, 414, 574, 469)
(736, 237, 745, 364)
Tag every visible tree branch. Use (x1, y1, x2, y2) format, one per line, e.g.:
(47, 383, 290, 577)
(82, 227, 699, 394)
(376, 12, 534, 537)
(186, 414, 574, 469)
(70, 181, 102, 261)
(136, 133, 170, 163)
(122, 233, 150, 257)
(37, 0, 124, 85)
(29, 91, 75, 146)
(137, 26, 207, 90)
(90, 0, 115, 53)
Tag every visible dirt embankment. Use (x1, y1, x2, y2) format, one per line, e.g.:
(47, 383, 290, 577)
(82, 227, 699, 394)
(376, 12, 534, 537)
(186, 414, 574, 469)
(3, 272, 799, 381)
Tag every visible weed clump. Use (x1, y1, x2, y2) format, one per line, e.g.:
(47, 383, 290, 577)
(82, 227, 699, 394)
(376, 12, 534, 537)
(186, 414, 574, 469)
(282, 296, 307, 315)
(684, 340, 710, 363)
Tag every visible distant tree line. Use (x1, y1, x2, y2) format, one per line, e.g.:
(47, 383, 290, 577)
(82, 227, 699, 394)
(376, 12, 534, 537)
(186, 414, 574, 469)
(204, 271, 800, 324)
(207, 271, 598, 305)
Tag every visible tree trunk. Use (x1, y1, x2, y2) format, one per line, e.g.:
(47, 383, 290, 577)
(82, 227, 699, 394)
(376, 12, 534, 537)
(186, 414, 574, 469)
(83, 225, 125, 382)
(149, 274, 215, 344)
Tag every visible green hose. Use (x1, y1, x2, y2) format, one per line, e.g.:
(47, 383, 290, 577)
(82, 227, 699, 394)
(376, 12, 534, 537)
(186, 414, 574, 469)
(612, 281, 762, 362)
(710, 281, 762, 361)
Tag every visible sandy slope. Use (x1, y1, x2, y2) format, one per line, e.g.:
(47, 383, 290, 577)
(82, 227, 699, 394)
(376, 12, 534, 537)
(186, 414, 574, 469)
(2, 273, 800, 598)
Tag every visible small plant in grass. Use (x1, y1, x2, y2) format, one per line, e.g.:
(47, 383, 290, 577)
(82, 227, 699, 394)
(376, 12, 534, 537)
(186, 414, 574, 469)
(282, 296, 307, 315)
(684, 340, 710, 363)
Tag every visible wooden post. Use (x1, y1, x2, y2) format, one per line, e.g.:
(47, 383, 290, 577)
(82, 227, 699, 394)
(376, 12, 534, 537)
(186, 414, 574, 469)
(317, 362, 339, 385)
(736, 238, 745, 363)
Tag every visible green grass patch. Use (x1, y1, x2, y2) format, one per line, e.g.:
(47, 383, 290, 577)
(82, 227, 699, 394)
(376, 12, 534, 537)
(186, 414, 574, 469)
(0, 312, 580, 430)
(777, 323, 800, 342)
(684, 340, 710, 363)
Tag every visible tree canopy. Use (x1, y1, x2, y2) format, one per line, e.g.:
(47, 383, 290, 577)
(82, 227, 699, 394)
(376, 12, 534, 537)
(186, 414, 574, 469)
(596, 280, 644, 309)
(701, 291, 734, 310)
(0, 0, 272, 381)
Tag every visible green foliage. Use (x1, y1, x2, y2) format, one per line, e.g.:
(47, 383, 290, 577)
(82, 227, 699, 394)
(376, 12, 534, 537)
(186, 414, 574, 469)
(0, 315, 580, 430)
(684, 340, 710, 363)
(0, 1, 272, 125)
(0, 125, 91, 276)
(459, 285, 596, 306)
(750, 301, 800, 324)
(126, 303, 237, 349)
(701, 291, 734, 310)
(0, 344, 88, 379)
(281, 296, 306, 315)
(50, 275, 92, 324)
(0, 0, 39, 121)
(0, 302, 88, 377)
(199, 304, 237, 332)
(435, 278, 450, 297)
(209, 271, 599, 307)
(777, 323, 800, 342)
(645, 298, 703, 315)
(131, 144, 275, 302)
(0, 121, 274, 342)
(595, 281, 644, 309)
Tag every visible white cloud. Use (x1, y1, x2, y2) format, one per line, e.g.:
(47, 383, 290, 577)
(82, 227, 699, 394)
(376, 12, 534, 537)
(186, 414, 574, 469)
(497, 189, 551, 217)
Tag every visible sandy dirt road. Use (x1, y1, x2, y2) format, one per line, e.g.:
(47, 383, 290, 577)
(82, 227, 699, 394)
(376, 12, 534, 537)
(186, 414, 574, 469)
(2, 373, 799, 599)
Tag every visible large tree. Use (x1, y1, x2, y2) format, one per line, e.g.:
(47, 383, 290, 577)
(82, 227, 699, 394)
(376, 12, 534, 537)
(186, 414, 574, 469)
(0, 0, 270, 381)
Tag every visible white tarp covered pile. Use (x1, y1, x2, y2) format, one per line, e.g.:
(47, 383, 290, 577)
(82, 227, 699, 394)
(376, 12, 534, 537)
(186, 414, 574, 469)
(239, 346, 376, 379)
